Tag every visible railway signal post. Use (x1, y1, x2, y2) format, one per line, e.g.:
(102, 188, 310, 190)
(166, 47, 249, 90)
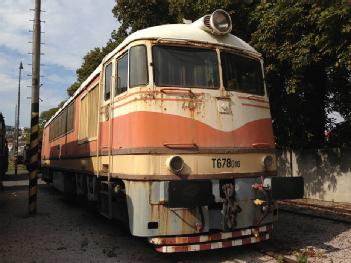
(29, 0, 41, 215)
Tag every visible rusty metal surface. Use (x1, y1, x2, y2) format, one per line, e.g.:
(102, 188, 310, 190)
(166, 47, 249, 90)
(154, 233, 270, 253)
(124, 178, 274, 237)
(149, 224, 273, 245)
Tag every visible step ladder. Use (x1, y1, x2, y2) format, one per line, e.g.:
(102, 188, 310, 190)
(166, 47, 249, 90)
(99, 181, 115, 219)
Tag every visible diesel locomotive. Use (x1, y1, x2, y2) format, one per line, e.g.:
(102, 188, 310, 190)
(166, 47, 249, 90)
(41, 10, 303, 252)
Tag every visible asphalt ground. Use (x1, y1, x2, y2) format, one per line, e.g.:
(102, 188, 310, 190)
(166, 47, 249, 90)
(0, 181, 350, 263)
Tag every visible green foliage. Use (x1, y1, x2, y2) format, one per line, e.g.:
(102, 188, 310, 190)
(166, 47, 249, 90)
(295, 253, 308, 263)
(39, 100, 66, 128)
(112, 0, 176, 32)
(65, 0, 173, 98)
(168, 0, 258, 40)
(67, 82, 80, 97)
(250, 0, 351, 148)
(276, 255, 284, 263)
(66, 48, 104, 96)
(39, 107, 58, 128)
(76, 48, 104, 83)
(57, 0, 350, 148)
(21, 128, 31, 144)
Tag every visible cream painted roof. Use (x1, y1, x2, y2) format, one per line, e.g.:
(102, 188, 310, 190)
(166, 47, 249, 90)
(103, 24, 259, 63)
(45, 24, 258, 128)
(127, 24, 256, 50)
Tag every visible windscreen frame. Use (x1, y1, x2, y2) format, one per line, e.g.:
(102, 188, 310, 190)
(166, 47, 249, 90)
(220, 50, 266, 96)
(152, 44, 220, 90)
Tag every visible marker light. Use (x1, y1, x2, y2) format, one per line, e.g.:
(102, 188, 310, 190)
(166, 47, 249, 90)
(192, 9, 232, 36)
(166, 156, 184, 174)
(262, 155, 274, 170)
(210, 9, 232, 35)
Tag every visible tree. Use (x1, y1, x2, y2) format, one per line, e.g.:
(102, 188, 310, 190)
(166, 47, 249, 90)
(250, 0, 351, 148)
(111, 0, 258, 41)
(66, 1, 258, 100)
(67, 82, 81, 97)
(39, 100, 66, 129)
(76, 48, 105, 83)
(168, 0, 258, 41)
(39, 107, 58, 128)
(59, 0, 350, 149)
(66, 23, 129, 97)
(66, 48, 104, 96)
(112, 0, 176, 32)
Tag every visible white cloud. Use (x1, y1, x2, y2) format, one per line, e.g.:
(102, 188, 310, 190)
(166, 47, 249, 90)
(0, 0, 118, 70)
(0, 1, 32, 54)
(0, 72, 32, 127)
(0, 0, 119, 127)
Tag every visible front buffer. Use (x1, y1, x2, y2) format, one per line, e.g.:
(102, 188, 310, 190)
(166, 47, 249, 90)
(124, 175, 303, 253)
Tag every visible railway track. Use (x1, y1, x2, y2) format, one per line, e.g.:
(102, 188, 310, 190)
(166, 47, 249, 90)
(279, 200, 351, 224)
(252, 203, 351, 263)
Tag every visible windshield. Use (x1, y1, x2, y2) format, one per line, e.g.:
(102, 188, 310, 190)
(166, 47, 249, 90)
(153, 45, 219, 89)
(221, 51, 264, 96)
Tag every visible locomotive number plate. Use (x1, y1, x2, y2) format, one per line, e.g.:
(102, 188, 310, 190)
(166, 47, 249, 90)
(212, 158, 240, 168)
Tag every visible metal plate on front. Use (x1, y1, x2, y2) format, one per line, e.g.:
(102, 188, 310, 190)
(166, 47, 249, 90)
(216, 97, 232, 114)
(265, 176, 304, 200)
(168, 180, 213, 208)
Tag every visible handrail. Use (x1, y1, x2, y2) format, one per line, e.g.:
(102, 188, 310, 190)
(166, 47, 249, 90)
(156, 38, 191, 44)
(246, 95, 268, 103)
(160, 88, 195, 97)
(252, 143, 272, 148)
(163, 143, 199, 150)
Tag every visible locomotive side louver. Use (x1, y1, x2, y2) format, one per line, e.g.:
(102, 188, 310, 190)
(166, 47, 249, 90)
(203, 15, 211, 29)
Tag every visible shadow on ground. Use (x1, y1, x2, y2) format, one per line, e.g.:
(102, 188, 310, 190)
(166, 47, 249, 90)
(1, 184, 349, 262)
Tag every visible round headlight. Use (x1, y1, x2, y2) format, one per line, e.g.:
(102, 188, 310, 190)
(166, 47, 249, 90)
(210, 9, 232, 35)
(166, 156, 184, 174)
(262, 155, 273, 169)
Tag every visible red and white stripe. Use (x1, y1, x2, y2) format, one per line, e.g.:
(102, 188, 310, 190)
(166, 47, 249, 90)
(154, 233, 270, 253)
(149, 224, 273, 253)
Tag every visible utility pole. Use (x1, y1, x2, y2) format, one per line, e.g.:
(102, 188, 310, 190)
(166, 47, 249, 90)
(14, 104, 17, 170)
(14, 62, 23, 177)
(29, 0, 41, 215)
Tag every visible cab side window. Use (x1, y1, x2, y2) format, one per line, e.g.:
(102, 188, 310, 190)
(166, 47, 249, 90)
(116, 53, 128, 95)
(130, 45, 148, 88)
(104, 62, 112, 100)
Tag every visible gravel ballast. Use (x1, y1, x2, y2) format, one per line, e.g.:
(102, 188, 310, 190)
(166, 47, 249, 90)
(1, 184, 350, 263)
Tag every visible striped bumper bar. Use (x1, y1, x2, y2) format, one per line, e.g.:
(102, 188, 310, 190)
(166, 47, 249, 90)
(149, 224, 273, 253)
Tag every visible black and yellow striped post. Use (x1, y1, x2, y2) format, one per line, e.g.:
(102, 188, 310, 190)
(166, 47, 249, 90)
(29, 105, 39, 214)
(29, 0, 41, 215)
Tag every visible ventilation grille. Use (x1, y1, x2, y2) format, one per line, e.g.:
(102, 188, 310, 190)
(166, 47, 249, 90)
(204, 15, 211, 29)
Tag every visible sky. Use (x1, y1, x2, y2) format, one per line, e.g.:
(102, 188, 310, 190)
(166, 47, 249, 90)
(0, 0, 119, 127)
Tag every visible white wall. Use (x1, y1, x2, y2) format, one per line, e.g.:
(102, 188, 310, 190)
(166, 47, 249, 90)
(277, 148, 351, 203)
